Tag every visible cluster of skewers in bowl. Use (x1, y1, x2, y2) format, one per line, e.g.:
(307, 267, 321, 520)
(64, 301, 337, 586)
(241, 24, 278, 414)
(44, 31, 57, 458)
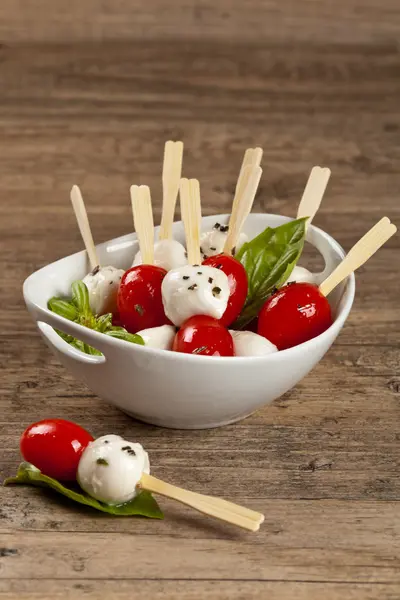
(59, 141, 396, 357)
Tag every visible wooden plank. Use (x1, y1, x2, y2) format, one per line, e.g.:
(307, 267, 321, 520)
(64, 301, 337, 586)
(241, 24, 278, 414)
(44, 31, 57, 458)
(1, 529, 400, 582)
(1, 580, 399, 600)
(0, 1, 399, 45)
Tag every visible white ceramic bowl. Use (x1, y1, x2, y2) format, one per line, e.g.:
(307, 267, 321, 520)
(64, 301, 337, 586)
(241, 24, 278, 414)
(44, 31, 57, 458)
(23, 214, 355, 429)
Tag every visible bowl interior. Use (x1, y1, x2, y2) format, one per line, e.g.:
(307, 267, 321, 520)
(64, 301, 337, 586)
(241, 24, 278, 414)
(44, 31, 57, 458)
(24, 213, 352, 325)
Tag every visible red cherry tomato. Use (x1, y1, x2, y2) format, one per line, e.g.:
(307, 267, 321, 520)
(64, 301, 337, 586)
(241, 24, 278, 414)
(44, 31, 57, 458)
(202, 254, 248, 326)
(257, 282, 333, 350)
(117, 265, 170, 334)
(173, 315, 234, 357)
(112, 312, 122, 327)
(20, 419, 93, 481)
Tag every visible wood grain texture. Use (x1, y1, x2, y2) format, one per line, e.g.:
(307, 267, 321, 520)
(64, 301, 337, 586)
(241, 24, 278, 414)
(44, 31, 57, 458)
(1, 0, 400, 44)
(1, 7, 400, 598)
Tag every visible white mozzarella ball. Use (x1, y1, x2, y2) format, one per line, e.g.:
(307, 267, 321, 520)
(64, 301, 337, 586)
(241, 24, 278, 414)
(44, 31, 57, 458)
(286, 266, 316, 285)
(133, 239, 187, 272)
(77, 436, 150, 505)
(136, 325, 176, 350)
(161, 264, 230, 326)
(83, 266, 124, 316)
(200, 224, 248, 259)
(230, 330, 278, 357)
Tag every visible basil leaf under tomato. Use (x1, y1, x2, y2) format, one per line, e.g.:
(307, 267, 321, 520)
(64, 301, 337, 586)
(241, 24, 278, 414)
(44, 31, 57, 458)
(234, 218, 307, 329)
(4, 462, 163, 519)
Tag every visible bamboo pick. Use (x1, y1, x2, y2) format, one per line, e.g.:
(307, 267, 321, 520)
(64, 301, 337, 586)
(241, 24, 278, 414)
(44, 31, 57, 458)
(297, 166, 331, 229)
(130, 185, 155, 265)
(70, 185, 99, 270)
(180, 178, 202, 265)
(224, 164, 262, 255)
(159, 140, 184, 241)
(141, 473, 264, 532)
(319, 217, 397, 297)
(224, 147, 263, 255)
(235, 147, 263, 197)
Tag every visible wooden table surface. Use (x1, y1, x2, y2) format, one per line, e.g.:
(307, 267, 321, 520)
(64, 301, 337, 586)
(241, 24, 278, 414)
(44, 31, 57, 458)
(1, 3, 400, 599)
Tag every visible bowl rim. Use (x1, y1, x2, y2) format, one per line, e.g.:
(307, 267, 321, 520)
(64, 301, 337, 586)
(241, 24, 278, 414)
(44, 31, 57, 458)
(23, 213, 355, 365)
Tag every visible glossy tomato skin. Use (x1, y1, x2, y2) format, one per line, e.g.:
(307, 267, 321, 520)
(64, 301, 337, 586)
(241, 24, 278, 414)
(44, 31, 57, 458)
(117, 265, 170, 334)
(257, 282, 333, 351)
(173, 315, 234, 357)
(203, 254, 248, 327)
(20, 419, 93, 481)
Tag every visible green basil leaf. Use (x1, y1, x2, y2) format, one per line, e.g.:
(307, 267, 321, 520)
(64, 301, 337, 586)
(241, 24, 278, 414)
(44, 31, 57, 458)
(4, 462, 163, 519)
(235, 218, 307, 329)
(71, 281, 91, 316)
(67, 338, 101, 356)
(55, 329, 75, 343)
(106, 329, 145, 346)
(48, 298, 77, 321)
(96, 313, 113, 333)
(83, 343, 103, 356)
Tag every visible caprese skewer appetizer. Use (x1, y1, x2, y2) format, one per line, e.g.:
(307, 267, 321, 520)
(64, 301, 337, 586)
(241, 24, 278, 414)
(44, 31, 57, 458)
(70, 185, 124, 316)
(118, 185, 173, 336)
(13, 419, 264, 531)
(258, 217, 396, 349)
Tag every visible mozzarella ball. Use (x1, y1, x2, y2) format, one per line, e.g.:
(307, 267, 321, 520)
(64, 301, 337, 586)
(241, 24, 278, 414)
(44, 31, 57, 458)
(77, 436, 150, 505)
(200, 223, 248, 260)
(136, 325, 176, 350)
(230, 330, 278, 357)
(133, 239, 187, 272)
(161, 264, 230, 326)
(286, 266, 316, 285)
(83, 265, 125, 316)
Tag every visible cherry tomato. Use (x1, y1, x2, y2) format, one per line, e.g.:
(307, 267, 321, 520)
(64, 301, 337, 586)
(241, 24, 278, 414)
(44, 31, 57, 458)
(203, 254, 248, 326)
(173, 315, 234, 357)
(258, 282, 333, 350)
(20, 419, 93, 481)
(117, 265, 170, 334)
(112, 312, 122, 327)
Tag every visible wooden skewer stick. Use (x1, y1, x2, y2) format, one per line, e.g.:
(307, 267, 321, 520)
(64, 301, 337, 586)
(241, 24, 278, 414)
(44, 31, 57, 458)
(319, 217, 397, 297)
(141, 473, 264, 532)
(297, 166, 331, 229)
(70, 185, 99, 270)
(130, 185, 155, 265)
(224, 147, 263, 255)
(159, 140, 184, 241)
(235, 147, 263, 197)
(224, 164, 262, 255)
(180, 178, 202, 265)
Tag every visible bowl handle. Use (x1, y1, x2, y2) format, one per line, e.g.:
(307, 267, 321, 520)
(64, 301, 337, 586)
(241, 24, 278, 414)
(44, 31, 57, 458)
(307, 228, 343, 285)
(29, 305, 111, 364)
